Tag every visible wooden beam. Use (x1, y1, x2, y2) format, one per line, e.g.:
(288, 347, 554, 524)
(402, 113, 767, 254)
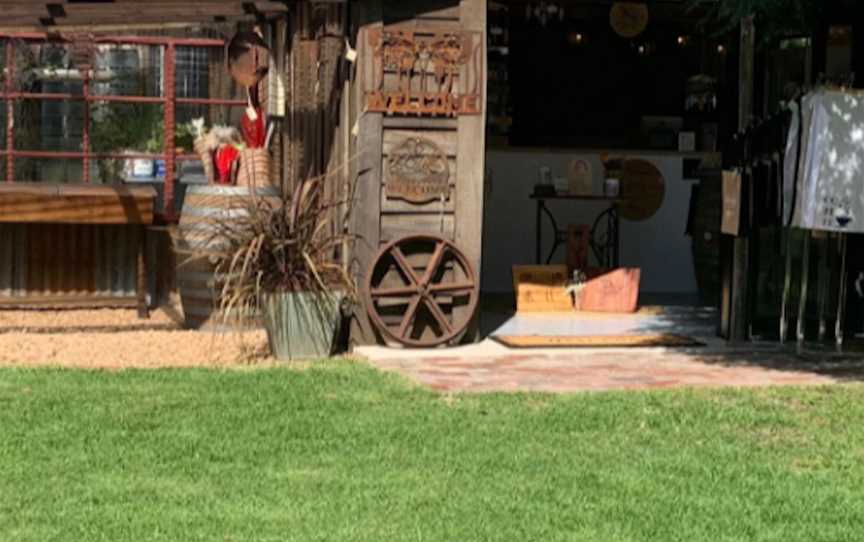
(349, 0, 384, 347)
(455, 0, 486, 343)
(0, 184, 155, 225)
(729, 14, 755, 342)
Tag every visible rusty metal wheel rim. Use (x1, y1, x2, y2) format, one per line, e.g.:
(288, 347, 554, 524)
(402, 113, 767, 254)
(364, 235, 479, 348)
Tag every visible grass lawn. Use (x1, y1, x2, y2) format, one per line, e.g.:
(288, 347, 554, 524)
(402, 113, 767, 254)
(1, 362, 863, 541)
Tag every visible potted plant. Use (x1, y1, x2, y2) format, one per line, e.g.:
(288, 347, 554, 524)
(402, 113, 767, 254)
(187, 174, 355, 360)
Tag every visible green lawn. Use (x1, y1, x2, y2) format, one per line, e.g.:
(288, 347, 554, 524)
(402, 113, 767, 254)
(1, 362, 863, 541)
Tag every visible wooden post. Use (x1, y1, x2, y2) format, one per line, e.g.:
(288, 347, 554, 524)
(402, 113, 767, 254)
(455, 0, 487, 342)
(348, 1, 384, 347)
(137, 225, 149, 319)
(729, 15, 755, 342)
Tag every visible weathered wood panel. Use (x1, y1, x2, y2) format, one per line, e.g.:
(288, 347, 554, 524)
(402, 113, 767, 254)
(381, 186, 456, 213)
(381, 213, 455, 241)
(348, 0, 385, 346)
(0, 184, 155, 224)
(383, 129, 458, 157)
(348, 0, 485, 347)
(454, 0, 486, 340)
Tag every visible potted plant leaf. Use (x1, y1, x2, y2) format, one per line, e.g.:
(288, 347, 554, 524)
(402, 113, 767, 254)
(186, 173, 355, 361)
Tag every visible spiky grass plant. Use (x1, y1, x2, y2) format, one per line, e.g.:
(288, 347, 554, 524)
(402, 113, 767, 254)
(175, 174, 356, 329)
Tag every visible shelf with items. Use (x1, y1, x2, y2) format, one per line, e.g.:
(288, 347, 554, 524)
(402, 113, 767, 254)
(487, 2, 512, 143)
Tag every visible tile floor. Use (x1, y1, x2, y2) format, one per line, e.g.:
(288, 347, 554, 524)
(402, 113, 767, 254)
(356, 304, 864, 393)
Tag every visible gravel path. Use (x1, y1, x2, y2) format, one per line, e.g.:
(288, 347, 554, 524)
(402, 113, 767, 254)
(0, 305, 270, 369)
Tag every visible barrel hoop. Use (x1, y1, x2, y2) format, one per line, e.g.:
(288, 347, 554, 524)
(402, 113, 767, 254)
(185, 185, 280, 197)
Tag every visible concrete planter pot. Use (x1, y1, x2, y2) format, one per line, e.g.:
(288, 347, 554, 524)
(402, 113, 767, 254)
(262, 291, 344, 361)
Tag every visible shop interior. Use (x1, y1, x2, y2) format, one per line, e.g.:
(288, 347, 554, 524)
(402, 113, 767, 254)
(477, 1, 852, 346)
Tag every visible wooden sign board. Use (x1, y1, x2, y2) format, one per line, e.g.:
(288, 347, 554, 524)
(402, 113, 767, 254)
(574, 268, 641, 313)
(366, 29, 483, 117)
(721, 170, 741, 236)
(386, 137, 450, 203)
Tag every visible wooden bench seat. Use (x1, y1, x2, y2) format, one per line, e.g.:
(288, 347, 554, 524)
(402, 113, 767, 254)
(0, 183, 157, 318)
(0, 183, 156, 225)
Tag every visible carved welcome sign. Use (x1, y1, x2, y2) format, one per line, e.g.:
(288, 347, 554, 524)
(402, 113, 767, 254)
(366, 29, 483, 117)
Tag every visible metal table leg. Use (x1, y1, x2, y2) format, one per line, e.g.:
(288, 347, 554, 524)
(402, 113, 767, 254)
(817, 234, 830, 343)
(836, 233, 848, 349)
(780, 229, 793, 343)
(137, 225, 150, 319)
(796, 231, 811, 345)
(535, 198, 542, 264)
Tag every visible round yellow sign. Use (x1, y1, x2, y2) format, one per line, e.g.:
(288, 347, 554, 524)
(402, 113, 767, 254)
(610, 2, 650, 39)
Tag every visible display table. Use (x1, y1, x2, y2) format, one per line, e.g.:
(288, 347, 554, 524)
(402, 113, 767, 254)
(0, 183, 156, 318)
(531, 192, 622, 268)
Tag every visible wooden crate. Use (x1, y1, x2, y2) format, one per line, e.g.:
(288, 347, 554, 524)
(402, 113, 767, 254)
(512, 265, 573, 313)
(574, 268, 641, 313)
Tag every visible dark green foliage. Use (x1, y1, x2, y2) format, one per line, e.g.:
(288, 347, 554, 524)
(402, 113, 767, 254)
(691, 0, 855, 42)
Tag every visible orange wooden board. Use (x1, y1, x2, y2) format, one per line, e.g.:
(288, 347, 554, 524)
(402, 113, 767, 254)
(0, 184, 155, 224)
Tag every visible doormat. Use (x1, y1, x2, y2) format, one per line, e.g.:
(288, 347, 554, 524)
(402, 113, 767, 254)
(492, 334, 705, 348)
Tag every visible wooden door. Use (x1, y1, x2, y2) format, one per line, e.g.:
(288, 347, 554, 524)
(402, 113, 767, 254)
(349, 0, 487, 345)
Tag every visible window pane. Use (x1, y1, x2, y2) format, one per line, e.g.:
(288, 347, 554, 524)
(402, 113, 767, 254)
(90, 102, 164, 154)
(176, 103, 245, 141)
(92, 45, 162, 97)
(14, 157, 82, 183)
(176, 45, 245, 103)
(10, 42, 84, 96)
(175, 46, 210, 99)
(92, 157, 164, 185)
(13, 99, 84, 152)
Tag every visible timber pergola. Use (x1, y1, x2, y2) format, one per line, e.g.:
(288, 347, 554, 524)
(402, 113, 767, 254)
(0, 0, 297, 315)
(0, 1, 291, 33)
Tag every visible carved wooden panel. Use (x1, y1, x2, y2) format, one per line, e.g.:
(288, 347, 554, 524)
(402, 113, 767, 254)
(385, 137, 451, 203)
(366, 29, 483, 116)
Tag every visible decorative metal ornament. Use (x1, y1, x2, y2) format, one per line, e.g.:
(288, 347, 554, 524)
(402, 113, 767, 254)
(386, 137, 450, 203)
(366, 29, 483, 117)
(364, 235, 479, 347)
(618, 159, 665, 221)
(227, 31, 270, 88)
(610, 2, 650, 39)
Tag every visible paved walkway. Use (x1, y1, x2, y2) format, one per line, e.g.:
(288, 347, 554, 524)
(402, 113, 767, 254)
(357, 340, 863, 393)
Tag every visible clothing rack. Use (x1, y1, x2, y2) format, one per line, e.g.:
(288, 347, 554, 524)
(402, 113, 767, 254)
(726, 86, 854, 349)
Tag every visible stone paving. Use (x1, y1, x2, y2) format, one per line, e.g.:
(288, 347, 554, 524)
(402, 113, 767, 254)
(358, 340, 864, 393)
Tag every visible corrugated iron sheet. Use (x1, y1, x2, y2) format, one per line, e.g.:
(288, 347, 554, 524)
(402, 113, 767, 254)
(0, 223, 138, 299)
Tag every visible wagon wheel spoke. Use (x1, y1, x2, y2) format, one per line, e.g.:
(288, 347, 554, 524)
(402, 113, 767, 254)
(390, 246, 420, 286)
(365, 235, 479, 347)
(429, 281, 475, 295)
(371, 285, 418, 298)
(398, 296, 423, 339)
(423, 297, 453, 335)
(420, 241, 447, 286)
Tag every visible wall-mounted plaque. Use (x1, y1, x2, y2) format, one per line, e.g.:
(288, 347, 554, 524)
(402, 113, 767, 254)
(386, 137, 450, 203)
(366, 29, 483, 117)
(619, 159, 665, 221)
(610, 2, 650, 39)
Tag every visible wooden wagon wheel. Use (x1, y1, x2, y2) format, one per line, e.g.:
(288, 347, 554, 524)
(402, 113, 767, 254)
(364, 235, 480, 347)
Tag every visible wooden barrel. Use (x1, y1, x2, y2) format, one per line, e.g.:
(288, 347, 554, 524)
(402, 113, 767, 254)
(175, 184, 280, 330)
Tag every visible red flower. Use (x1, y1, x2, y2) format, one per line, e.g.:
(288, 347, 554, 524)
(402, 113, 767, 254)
(215, 145, 240, 184)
